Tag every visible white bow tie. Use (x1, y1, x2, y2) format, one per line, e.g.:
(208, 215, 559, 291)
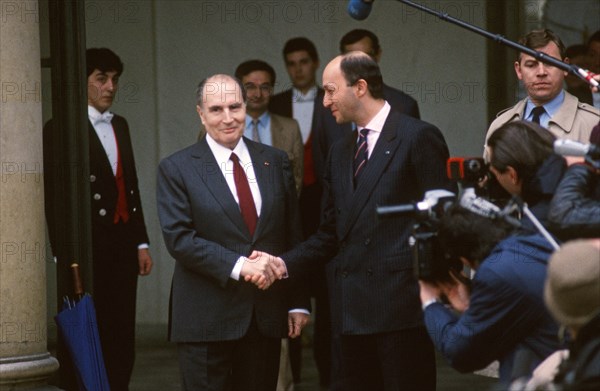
(91, 111, 114, 126)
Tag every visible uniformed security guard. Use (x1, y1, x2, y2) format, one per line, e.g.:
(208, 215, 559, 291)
(484, 29, 600, 160)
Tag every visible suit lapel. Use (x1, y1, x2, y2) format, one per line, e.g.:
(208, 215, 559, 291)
(246, 139, 273, 239)
(339, 113, 402, 239)
(88, 121, 116, 183)
(190, 139, 250, 237)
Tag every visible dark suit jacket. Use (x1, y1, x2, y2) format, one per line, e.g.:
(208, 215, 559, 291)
(423, 234, 561, 384)
(157, 137, 303, 342)
(283, 110, 454, 335)
(43, 115, 149, 258)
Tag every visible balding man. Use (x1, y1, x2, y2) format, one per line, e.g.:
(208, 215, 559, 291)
(157, 74, 308, 391)
(263, 52, 454, 390)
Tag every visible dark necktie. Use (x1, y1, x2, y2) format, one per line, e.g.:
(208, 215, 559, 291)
(353, 128, 370, 187)
(230, 153, 258, 236)
(531, 106, 546, 125)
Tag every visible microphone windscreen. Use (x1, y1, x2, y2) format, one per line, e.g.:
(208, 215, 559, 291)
(553, 139, 590, 157)
(347, 0, 373, 20)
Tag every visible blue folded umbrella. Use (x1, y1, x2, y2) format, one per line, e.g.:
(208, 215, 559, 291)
(55, 294, 111, 391)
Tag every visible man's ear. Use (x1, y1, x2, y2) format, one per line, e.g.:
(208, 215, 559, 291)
(373, 48, 382, 63)
(354, 79, 368, 97)
(506, 165, 520, 185)
(562, 57, 570, 77)
(196, 105, 206, 125)
(514, 61, 523, 81)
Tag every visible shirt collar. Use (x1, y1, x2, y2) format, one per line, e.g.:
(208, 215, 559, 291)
(525, 90, 564, 118)
(88, 105, 114, 125)
(358, 101, 391, 134)
(245, 111, 270, 129)
(292, 86, 318, 102)
(205, 133, 251, 165)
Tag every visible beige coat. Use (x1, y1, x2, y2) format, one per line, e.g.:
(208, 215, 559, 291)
(484, 91, 600, 160)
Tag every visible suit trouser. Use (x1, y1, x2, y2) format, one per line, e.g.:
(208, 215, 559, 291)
(332, 326, 437, 391)
(295, 182, 332, 385)
(177, 315, 281, 391)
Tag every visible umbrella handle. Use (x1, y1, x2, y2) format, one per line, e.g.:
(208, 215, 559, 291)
(71, 263, 85, 299)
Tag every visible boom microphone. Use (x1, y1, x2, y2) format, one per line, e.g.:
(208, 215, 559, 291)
(554, 139, 600, 159)
(347, 0, 374, 20)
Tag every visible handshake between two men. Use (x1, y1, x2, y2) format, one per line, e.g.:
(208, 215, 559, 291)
(240, 251, 309, 339)
(240, 251, 288, 290)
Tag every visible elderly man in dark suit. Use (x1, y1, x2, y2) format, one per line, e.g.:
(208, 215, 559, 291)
(200, 60, 304, 194)
(157, 74, 308, 391)
(43, 48, 153, 390)
(255, 51, 454, 390)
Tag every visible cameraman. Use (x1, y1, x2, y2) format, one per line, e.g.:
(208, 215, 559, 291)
(418, 205, 562, 386)
(548, 125, 600, 240)
(486, 120, 567, 229)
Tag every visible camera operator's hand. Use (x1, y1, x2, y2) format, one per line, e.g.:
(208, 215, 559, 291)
(419, 270, 471, 314)
(439, 270, 471, 313)
(419, 280, 442, 304)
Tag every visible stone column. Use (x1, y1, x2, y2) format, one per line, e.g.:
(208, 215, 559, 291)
(0, 0, 60, 389)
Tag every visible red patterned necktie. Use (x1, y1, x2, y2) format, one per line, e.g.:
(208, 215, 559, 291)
(353, 128, 371, 187)
(230, 153, 258, 235)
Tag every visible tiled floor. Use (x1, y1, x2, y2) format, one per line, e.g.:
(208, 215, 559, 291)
(129, 324, 498, 391)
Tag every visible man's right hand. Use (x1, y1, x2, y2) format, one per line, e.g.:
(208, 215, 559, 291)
(241, 251, 287, 290)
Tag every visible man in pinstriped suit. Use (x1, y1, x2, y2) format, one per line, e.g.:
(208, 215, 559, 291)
(266, 51, 456, 390)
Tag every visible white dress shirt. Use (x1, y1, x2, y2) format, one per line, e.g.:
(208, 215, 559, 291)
(292, 86, 317, 143)
(357, 101, 391, 157)
(88, 106, 118, 175)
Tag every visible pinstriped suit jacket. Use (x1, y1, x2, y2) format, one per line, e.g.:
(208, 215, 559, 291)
(283, 110, 455, 335)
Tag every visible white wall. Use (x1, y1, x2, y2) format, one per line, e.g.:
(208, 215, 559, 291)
(39, 0, 597, 326)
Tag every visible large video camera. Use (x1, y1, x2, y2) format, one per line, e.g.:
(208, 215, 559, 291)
(447, 157, 488, 187)
(377, 158, 519, 282)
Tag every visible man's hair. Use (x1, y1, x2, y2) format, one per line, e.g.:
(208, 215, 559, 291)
(234, 60, 276, 86)
(339, 53, 384, 99)
(196, 74, 246, 107)
(566, 44, 588, 59)
(517, 29, 566, 62)
(438, 205, 514, 267)
(339, 29, 381, 57)
(488, 120, 556, 181)
(588, 29, 600, 46)
(283, 37, 319, 62)
(86, 48, 123, 77)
